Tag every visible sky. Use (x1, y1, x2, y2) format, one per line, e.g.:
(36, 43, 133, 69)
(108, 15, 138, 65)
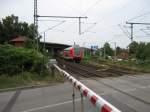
(0, 0, 150, 48)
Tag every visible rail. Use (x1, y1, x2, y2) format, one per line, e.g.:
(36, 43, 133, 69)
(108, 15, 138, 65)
(53, 64, 121, 112)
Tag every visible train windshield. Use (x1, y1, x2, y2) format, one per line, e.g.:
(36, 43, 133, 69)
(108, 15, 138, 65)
(74, 47, 80, 55)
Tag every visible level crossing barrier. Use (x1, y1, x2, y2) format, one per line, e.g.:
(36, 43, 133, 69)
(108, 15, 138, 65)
(53, 63, 121, 112)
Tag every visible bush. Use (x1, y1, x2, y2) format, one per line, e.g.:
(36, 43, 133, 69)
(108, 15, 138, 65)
(0, 44, 44, 75)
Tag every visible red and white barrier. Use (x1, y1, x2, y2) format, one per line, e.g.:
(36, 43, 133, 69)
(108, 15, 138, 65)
(54, 64, 121, 112)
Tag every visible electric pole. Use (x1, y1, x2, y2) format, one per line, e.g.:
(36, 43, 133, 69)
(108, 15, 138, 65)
(34, 0, 39, 51)
(37, 15, 87, 35)
(126, 22, 150, 42)
(34, 0, 87, 51)
(114, 42, 117, 61)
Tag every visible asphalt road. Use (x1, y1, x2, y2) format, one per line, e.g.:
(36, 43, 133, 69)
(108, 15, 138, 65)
(0, 74, 150, 112)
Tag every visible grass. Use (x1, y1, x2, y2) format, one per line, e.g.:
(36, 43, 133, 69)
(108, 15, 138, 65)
(113, 60, 150, 73)
(81, 56, 150, 73)
(0, 70, 64, 90)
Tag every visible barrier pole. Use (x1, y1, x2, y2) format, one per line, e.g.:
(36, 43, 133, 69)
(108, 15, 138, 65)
(72, 86, 75, 112)
(53, 64, 121, 112)
(81, 93, 84, 112)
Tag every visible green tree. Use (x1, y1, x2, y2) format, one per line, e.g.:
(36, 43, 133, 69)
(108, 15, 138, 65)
(103, 42, 114, 56)
(0, 15, 37, 45)
(145, 43, 150, 60)
(128, 41, 139, 57)
(135, 42, 146, 61)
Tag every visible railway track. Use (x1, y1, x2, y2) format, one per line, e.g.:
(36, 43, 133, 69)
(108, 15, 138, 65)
(57, 58, 134, 78)
(56, 59, 150, 107)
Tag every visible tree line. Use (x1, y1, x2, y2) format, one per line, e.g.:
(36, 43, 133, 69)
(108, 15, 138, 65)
(99, 41, 150, 62)
(129, 41, 150, 61)
(0, 15, 38, 46)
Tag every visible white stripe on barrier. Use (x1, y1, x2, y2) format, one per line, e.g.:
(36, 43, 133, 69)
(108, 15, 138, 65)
(53, 64, 121, 112)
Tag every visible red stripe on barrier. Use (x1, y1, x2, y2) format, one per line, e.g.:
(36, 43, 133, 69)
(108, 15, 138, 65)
(83, 89, 88, 97)
(90, 95, 98, 106)
(102, 104, 112, 112)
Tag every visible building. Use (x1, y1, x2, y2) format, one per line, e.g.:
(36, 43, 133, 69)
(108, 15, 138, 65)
(117, 52, 129, 60)
(10, 36, 26, 47)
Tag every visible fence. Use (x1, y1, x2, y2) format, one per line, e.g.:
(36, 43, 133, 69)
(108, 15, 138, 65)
(53, 64, 121, 112)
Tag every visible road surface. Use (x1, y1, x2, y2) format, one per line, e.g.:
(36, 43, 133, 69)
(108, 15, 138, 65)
(0, 74, 150, 112)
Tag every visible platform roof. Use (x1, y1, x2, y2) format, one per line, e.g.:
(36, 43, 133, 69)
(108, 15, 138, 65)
(40, 41, 71, 49)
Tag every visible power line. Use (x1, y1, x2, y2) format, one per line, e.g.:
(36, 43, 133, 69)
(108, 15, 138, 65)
(146, 27, 150, 30)
(81, 0, 103, 16)
(126, 22, 150, 42)
(37, 15, 87, 19)
(37, 15, 87, 35)
(82, 23, 97, 34)
(123, 25, 130, 37)
(39, 21, 64, 32)
(63, 0, 83, 15)
(140, 29, 150, 37)
(38, 19, 66, 22)
(128, 11, 150, 21)
(40, 21, 66, 34)
(118, 24, 130, 39)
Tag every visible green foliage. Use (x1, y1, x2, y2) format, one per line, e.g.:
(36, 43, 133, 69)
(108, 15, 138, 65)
(0, 15, 37, 44)
(128, 41, 139, 57)
(135, 42, 146, 60)
(0, 71, 64, 89)
(101, 42, 114, 58)
(24, 38, 34, 48)
(116, 46, 127, 55)
(0, 44, 43, 75)
(128, 42, 150, 61)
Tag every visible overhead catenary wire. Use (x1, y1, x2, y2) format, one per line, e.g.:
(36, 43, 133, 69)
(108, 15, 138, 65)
(147, 27, 150, 30)
(39, 20, 65, 33)
(82, 23, 97, 34)
(140, 29, 150, 37)
(114, 34, 150, 38)
(123, 25, 131, 37)
(79, 0, 103, 34)
(128, 11, 150, 22)
(40, 21, 66, 34)
(63, 0, 83, 15)
(118, 24, 130, 39)
(81, 0, 103, 16)
(38, 19, 66, 22)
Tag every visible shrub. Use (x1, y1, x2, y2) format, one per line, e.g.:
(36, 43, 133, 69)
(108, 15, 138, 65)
(0, 44, 44, 75)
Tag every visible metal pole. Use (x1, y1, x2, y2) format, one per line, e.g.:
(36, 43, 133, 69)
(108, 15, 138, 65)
(37, 15, 87, 36)
(114, 42, 117, 61)
(104, 47, 106, 59)
(126, 22, 150, 43)
(131, 24, 133, 42)
(44, 32, 46, 50)
(34, 0, 39, 51)
(72, 87, 75, 112)
(42, 32, 46, 73)
(81, 93, 84, 112)
(79, 17, 81, 35)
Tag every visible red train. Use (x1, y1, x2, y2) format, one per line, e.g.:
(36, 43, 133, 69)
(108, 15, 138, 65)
(63, 45, 83, 62)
